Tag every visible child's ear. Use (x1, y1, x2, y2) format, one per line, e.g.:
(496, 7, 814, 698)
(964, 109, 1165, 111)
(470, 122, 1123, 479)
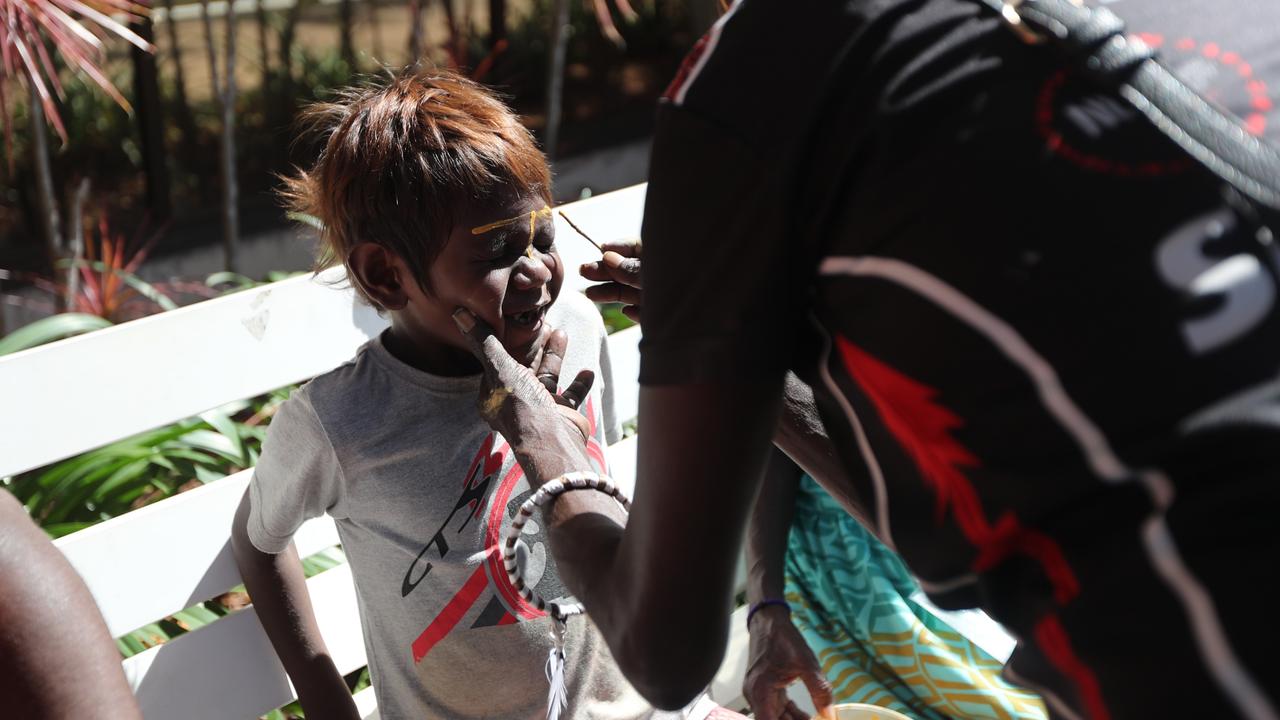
(349, 243, 409, 311)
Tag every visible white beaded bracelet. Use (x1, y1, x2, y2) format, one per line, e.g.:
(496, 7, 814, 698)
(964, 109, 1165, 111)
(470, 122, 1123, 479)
(502, 470, 631, 621)
(503, 470, 631, 720)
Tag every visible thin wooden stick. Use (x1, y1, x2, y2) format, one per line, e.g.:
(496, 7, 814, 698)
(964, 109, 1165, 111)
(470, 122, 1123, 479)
(558, 210, 603, 254)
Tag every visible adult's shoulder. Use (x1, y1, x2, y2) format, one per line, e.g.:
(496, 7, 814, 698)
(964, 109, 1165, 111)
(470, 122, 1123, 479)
(664, 0, 959, 148)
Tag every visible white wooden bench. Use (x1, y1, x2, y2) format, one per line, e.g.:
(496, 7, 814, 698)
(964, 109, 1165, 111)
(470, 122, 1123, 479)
(0, 183, 1013, 719)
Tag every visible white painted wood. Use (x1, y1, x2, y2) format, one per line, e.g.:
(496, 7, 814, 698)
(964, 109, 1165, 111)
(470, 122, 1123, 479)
(55, 469, 340, 638)
(0, 268, 387, 479)
(121, 564, 366, 720)
(911, 591, 1017, 663)
(709, 606, 752, 712)
(353, 687, 380, 720)
(551, 184, 646, 277)
(0, 185, 648, 479)
(605, 325, 642, 424)
(605, 434, 638, 500)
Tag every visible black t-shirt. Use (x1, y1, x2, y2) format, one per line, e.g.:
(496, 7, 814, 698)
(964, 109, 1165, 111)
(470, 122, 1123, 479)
(640, 0, 1280, 704)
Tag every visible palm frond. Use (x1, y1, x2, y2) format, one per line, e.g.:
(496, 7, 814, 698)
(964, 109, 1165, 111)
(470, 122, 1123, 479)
(0, 0, 153, 153)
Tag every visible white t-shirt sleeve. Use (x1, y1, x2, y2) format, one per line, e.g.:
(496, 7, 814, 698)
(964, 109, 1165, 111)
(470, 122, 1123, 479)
(246, 390, 344, 554)
(597, 321, 623, 446)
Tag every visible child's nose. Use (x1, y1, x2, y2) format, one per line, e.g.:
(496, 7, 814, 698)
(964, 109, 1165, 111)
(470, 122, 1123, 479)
(511, 253, 553, 289)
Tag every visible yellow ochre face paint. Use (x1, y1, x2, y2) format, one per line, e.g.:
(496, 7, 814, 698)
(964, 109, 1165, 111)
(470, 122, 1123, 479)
(470, 205, 553, 259)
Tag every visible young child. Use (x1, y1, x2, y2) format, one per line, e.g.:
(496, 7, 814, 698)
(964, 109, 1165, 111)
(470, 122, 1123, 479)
(229, 70, 722, 719)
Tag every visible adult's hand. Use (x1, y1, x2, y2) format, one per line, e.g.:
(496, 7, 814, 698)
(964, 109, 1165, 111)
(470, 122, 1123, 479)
(580, 240, 641, 323)
(744, 610, 834, 720)
(452, 308, 595, 484)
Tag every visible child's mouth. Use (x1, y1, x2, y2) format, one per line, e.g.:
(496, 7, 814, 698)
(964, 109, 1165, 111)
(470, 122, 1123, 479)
(505, 305, 547, 330)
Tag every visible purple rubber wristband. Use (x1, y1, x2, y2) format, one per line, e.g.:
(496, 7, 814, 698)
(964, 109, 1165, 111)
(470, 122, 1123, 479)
(746, 598, 791, 627)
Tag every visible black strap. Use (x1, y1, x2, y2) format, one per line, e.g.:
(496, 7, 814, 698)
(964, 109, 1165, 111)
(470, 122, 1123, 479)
(975, 0, 1280, 214)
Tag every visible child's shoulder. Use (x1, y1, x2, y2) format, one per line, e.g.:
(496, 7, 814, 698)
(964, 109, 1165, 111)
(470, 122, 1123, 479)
(280, 341, 382, 425)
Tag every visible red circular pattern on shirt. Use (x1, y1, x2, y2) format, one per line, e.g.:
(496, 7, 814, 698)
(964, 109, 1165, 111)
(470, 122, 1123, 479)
(1037, 33, 1273, 176)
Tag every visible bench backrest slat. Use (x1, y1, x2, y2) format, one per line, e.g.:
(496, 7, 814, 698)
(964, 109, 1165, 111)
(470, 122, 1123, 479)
(122, 564, 367, 719)
(54, 470, 340, 638)
(0, 270, 386, 479)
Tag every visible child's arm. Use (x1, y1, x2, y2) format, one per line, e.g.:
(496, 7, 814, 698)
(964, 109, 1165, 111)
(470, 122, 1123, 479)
(231, 489, 359, 720)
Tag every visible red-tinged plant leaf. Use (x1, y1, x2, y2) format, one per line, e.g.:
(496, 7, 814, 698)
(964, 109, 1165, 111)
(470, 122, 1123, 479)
(49, 0, 152, 52)
(22, 14, 66, 100)
(9, 31, 67, 141)
(110, 222, 126, 301)
(40, 2, 106, 52)
(122, 225, 159, 274)
(589, 0, 624, 47)
(99, 216, 118, 301)
(0, 81, 11, 166)
(613, 0, 638, 22)
(77, 262, 103, 315)
(68, 48, 132, 112)
(1, 0, 152, 155)
(471, 38, 507, 82)
(32, 9, 105, 72)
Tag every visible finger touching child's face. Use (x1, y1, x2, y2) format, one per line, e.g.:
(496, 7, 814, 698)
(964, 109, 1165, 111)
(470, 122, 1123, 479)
(426, 192, 563, 364)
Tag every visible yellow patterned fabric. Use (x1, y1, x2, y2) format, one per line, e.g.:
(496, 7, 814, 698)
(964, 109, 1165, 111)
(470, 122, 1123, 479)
(785, 477, 1046, 720)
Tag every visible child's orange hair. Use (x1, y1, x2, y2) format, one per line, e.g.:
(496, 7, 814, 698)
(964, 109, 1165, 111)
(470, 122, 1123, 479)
(280, 69, 552, 301)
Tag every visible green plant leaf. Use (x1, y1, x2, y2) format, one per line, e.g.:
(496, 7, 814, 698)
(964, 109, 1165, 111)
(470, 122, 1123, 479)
(118, 633, 147, 657)
(41, 521, 96, 538)
(206, 271, 256, 289)
(286, 211, 324, 231)
(181, 430, 245, 466)
(193, 464, 227, 484)
(0, 314, 114, 356)
(199, 409, 248, 467)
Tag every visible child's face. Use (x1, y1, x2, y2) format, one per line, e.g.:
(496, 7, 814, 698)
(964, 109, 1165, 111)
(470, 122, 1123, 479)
(410, 193, 564, 365)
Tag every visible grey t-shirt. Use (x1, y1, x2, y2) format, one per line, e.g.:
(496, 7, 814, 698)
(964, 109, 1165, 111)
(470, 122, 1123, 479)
(247, 292, 663, 719)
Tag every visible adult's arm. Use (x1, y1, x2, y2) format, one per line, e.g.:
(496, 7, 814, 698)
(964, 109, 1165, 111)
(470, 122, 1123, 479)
(230, 490, 358, 719)
(743, 452, 834, 720)
(775, 374, 873, 529)
(455, 323, 785, 708)
(0, 490, 142, 719)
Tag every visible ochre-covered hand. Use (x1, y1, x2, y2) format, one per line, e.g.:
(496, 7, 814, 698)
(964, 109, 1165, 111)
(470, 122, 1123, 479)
(744, 608, 835, 720)
(452, 308, 595, 485)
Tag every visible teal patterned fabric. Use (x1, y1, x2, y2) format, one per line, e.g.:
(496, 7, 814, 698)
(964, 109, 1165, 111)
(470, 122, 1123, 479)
(785, 477, 1046, 719)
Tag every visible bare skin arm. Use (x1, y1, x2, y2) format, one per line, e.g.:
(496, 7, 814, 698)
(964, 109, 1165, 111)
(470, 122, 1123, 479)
(746, 450, 801, 610)
(0, 490, 142, 720)
(774, 373, 872, 530)
(742, 451, 835, 720)
(230, 490, 358, 720)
